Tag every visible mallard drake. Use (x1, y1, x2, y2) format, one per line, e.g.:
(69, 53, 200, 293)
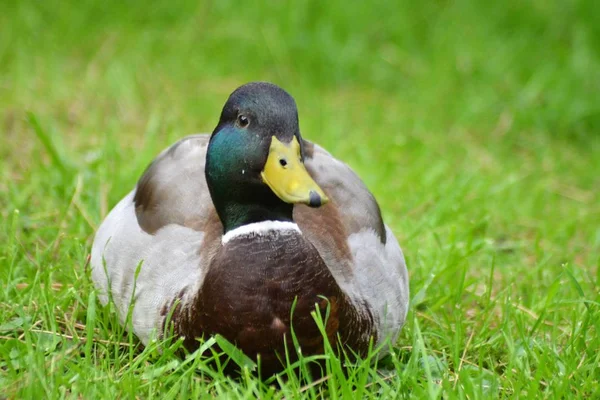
(91, 82, 409, 374)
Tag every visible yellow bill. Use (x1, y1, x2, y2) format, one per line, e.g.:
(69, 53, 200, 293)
(261, 136, 329, 207)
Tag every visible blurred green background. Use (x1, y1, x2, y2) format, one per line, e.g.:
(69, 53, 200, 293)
(3, 0, 599, 225)
(1, 0, 599, 397)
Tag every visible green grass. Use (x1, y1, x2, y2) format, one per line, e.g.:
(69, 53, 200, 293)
(1, 0, 599, 397)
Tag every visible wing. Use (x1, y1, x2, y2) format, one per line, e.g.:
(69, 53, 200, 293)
(295, 140, 410, 345)
(133, 134, 221, 234)
(90, 134, 222, 344)
(300, 140, 387, 243)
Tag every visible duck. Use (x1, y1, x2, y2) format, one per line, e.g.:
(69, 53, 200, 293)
(90, 82, 409, 375)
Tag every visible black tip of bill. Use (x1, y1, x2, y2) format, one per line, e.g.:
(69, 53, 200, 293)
(308, 191, 322, 208)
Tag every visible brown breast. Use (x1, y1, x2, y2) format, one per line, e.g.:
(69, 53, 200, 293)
(168, 228, 375, 376)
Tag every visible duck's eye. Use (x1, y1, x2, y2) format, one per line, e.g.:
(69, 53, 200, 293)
(279, 158, 288, 167)
(236, 114, 249, 128)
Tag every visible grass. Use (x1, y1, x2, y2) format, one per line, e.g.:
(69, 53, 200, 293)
(1, 0, 599, 397)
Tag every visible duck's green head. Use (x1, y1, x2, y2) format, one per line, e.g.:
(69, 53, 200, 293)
(206, 82, 328, 233)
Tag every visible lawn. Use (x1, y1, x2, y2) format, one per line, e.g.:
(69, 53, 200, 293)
(1, 0, 599, 398)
